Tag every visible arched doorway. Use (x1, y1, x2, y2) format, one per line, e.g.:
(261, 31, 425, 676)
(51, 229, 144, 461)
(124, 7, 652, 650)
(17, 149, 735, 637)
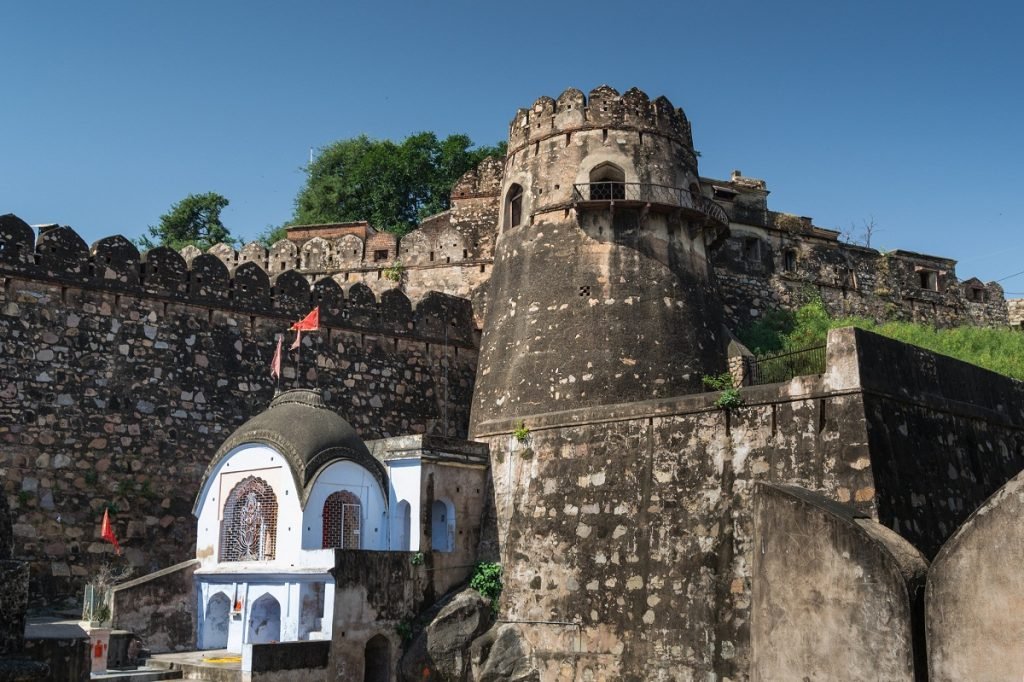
(247, 593, 281, 644)
(202, 592, 230, 650)
(323, 490, 362, 549)
(396, 500, 411, 551)
(431, 499, 454, 552)
(364, 634, 390, 682)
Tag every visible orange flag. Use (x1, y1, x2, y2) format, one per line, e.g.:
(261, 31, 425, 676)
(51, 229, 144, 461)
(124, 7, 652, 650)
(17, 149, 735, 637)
(290, 306, 320, 332)
(101, 509, 121, 555)
(270, 335, 282, 379)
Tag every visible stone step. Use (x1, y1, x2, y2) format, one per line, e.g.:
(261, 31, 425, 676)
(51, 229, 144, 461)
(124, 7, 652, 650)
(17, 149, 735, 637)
(90, 667, 183, 681)
(145, 656, 241, 682)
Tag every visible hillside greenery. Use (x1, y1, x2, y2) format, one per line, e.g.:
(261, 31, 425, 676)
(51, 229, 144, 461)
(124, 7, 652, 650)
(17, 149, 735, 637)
(738, 297, 1024, 381)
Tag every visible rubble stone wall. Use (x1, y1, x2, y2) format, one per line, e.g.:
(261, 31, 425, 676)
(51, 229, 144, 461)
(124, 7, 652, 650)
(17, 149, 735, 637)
(471, 327, 1024, 681)
(0, 215, 479, 606)
(712, 223, 1009, 331)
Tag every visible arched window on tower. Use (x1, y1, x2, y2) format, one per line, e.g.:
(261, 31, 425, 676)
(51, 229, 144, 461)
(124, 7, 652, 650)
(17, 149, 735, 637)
(505, 184, 524, 229)
(322, 490, 362, 549)
(589, 163, 626, 200)
(219, 476, 278, 562)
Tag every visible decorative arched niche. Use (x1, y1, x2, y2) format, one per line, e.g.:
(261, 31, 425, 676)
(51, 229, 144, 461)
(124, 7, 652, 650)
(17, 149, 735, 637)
(588, 162, 626, 200)
(219, 476, 278, 562)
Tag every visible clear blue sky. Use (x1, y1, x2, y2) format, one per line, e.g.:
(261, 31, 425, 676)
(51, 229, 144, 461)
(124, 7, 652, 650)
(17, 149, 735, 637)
(3, 1, 1022, 291)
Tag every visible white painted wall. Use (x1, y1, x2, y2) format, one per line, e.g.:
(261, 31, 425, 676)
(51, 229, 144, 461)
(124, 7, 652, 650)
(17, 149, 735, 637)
(195, 444, 304, 570)
(303, 460, 388, 551)
(197, 577, 335, 652)
(385, 458, 422, 551)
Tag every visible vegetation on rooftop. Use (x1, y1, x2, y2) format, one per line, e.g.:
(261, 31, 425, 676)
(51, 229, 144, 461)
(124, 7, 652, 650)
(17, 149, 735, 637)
(738, 296, 1024, 381)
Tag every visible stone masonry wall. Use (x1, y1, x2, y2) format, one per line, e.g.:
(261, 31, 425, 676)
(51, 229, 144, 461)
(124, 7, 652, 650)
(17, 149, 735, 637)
(0, 214, 479, 606)
(1009, 298, 1024, 328)
(712, 218, 1009, 332)
(476, 377, 872, 681)
(472, 327, 1024, 681)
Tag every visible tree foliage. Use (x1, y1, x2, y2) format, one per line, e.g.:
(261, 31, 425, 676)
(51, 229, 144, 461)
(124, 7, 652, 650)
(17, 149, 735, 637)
(286, 132, 506, 238)
(140, 192, 235, 251)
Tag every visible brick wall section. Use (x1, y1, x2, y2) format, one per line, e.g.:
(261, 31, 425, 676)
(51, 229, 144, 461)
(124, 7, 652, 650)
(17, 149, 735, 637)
(0, 215, 478, 606)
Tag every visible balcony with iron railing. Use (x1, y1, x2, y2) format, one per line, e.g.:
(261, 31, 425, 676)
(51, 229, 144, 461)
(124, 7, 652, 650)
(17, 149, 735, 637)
(571, 182, 730, 228)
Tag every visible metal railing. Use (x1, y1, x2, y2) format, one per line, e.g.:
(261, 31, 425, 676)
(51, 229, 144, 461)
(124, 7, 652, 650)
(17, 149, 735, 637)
(746, 344, 826, 386)
(571, 182, 729, 226)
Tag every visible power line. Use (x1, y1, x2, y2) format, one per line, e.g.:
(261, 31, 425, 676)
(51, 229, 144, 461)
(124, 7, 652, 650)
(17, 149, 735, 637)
(996, 269, 1024, 283)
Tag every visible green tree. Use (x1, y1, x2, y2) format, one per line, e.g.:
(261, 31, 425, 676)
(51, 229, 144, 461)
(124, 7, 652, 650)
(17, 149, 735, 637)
(139, 192, 235, 251)
(287, 133, 505, 238)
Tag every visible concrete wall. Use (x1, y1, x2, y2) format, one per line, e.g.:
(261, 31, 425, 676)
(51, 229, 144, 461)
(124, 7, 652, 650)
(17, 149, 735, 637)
(110, 558, 198, 653)
(751, 484, 927, 681)
(926, 469, 1024, 681)
(241, 640, 329, 682)
(21, 627, 88, 682)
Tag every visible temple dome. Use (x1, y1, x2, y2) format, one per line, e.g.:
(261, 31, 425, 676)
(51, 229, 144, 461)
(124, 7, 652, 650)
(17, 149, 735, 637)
(194, 389, 385, 510)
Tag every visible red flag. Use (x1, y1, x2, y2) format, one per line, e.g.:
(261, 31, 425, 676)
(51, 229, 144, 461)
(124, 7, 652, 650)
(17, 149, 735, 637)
(270, 335, 282, 379)
(290, 306, 320, 332)
(101, 509, 121, 555)
(290, 330, 301, 350)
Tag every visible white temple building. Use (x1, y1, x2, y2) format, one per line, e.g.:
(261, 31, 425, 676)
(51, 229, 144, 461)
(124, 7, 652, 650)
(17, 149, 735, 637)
(190, 389, 488, 655)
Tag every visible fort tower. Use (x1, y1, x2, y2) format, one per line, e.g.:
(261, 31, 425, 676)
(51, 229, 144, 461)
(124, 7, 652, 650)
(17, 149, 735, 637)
(470, 86, 731, 432)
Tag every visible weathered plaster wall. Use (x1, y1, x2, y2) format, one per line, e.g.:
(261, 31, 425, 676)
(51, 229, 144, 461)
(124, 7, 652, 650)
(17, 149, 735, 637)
(475, 370, 874, 680)
(751, 484, 927, 681)
(0, 215, 478, 605)
(330, 550, 427, 681)
(474, 327, 1024, 680)
(847, 328, 1024, 557)
(926, 469, 1024, 681)
(110, 559, 198, 653)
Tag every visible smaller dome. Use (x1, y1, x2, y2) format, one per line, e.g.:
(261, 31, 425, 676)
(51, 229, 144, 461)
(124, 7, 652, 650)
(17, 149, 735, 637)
(195, 389, 386, 510)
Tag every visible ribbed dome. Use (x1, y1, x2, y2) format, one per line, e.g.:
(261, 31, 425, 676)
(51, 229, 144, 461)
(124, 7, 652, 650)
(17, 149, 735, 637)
(195, 389, 386, 509)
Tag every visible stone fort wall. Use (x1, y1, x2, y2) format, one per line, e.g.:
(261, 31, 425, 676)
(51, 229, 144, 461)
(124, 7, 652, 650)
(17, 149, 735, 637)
(472, 328, 1024, 680)
(0, 214, 479, 604)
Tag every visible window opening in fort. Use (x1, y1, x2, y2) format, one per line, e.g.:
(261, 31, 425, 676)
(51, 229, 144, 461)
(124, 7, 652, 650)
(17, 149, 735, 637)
(219, 476, 278, 562)
(784, 249, 797, 272)
(589, 163, 625, 200)
(373, 249, 388, 262)
(506, 184, 524, 228)
(969, 287, 987, 302)
(322, 490, 362, 549)
(713, 187, 738, 201)
(743, 237, 761, 263)
(918, 269, 939, 291)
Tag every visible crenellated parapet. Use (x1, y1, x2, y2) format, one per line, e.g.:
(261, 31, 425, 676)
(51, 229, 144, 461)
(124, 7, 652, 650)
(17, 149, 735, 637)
(0, 214, 476, 346)
(507, 85, 694, 154)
